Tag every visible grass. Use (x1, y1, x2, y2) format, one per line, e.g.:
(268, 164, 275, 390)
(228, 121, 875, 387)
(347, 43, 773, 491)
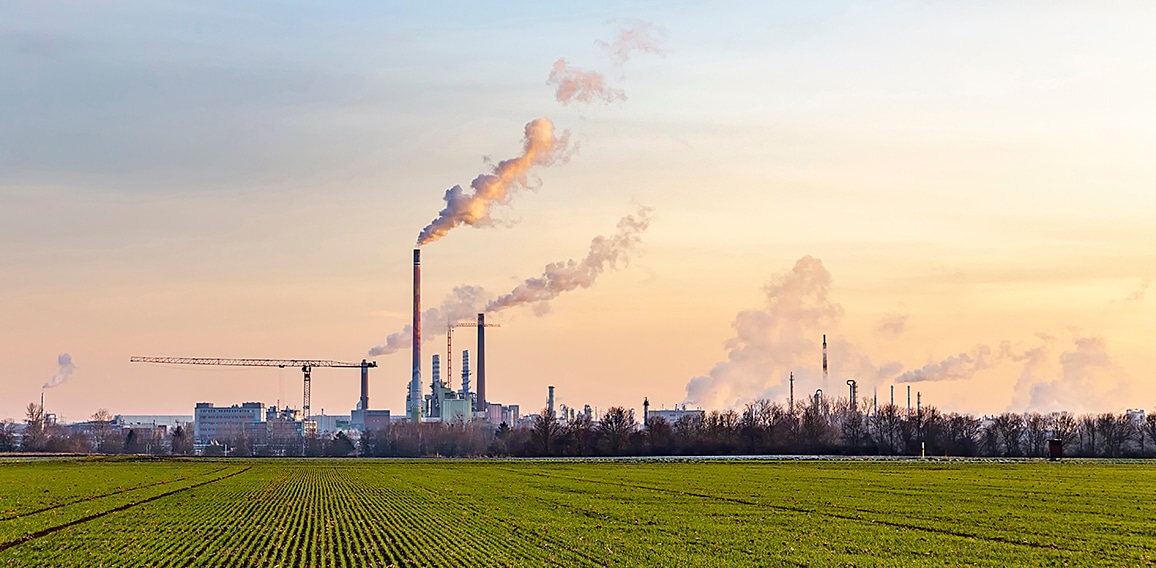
(0, 458, 1153, 566)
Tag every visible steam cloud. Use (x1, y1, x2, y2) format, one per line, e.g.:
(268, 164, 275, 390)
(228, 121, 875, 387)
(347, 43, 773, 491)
(368, 286, 487, 357)
(684, 257, 844, 409)
(1010, 336, 1130, 413)
(596, 22, 666, 64)
(548, 22, 665, 106)
(43, 353, 75, 389)
(485, 208, 652, 313)
(548, 59, 626, 106)
(896, 344, 1007, 383)
(416, 118, 571, 246)
(370, 209, 652, 357)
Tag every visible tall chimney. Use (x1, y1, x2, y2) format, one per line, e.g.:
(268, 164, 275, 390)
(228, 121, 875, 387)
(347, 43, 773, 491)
(476, 312, 486, 413)
(409, 249, 422, 421)
(431, 354, 441, 418)
(907, 385, 911, 417)
(789, 371, 795, 412)
(358, 359, 369, 411)
(460, 350, 471, 400)
(547, 385, 555, 416)
(643, 397, 650, 427)
(822, 334, 828, 389)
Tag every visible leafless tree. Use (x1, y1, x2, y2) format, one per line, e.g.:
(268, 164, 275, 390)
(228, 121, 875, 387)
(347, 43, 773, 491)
(1023, 413, 1050, 457)
(598, 407, 636, 455)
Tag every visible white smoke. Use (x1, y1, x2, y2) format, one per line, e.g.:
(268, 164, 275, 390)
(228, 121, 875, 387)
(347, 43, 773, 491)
(416, 118, 572, 246)
(548, 59, 627, 106)
(596, 22, 667, 65)
(367, 286, 486, 357)
(372, 209, 653, 357)
(683, 257, 845, 409)
(548, 22, 665, 107)
(895, 344, 1011, 383)
(43, 353, 75, 389)
(1011, 336, 1130, 413)
(485, 208, 652, 314)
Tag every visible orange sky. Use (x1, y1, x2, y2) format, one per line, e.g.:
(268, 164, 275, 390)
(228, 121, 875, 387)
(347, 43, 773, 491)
(2, 2, 1154, 421)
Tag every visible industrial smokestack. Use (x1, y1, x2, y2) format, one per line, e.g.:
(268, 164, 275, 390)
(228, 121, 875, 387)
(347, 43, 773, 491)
(476, 313, 486, 413)
(410, 249, 422, 421)
(789, 371, 795, 412)
(907, 385, 911, 417)
(460, 350, 471, 401)
(822, 334, 828, 389)
(643, 397, 649, 427)
(431, 354, 442, 418)
(358, 359, 369, 411)
(548, 385, 555, 417)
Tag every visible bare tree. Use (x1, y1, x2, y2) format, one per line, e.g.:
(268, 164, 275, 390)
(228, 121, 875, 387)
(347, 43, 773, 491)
(1023, 413, 1050, 457)
(1096, 413, 1130, 458)
(531, 408, 562, 456)
(993, 413, 1025, 456)
(598, 407, 636, 455)
(0, 420, 17, 452)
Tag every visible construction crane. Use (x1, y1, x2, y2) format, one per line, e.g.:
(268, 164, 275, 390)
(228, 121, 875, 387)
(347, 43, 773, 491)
(445, 320, 499, 390)
(129, 356, 375, 421)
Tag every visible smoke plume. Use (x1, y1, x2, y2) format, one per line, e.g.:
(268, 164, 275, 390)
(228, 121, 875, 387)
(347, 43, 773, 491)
(548, 59, 626, 106)
(370, 209, 653, 356)
(42, 353, 75, 389)
(683, 257, 846, 410)
(876, 314, 908, 336)
(895, 344, 1007, 383)
(416, 118, 571, 246)
(485, 208, 652, 314)
(596, 22, 666, 64)
(368, 286, 486, 357)
(1011, 336, 1130, 413)
(548, 22, 665, 107)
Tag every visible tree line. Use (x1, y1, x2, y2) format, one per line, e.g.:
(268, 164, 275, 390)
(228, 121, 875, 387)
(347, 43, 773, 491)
(6, 398, 1156, 458)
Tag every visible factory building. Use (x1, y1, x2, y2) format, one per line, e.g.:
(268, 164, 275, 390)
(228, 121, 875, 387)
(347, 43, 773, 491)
(352, 409, 391, 431)
(114, 415, 193, 433)
(315, 414, 352, 436)
(648, 407, 705, 425)
(193, 402, 267, 446)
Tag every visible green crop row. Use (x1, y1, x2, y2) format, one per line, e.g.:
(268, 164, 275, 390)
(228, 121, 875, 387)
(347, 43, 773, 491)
(1, 459, 1154, 566)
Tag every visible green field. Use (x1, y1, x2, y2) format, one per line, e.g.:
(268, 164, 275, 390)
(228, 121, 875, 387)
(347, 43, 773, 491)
(1, 458, 1153, 566)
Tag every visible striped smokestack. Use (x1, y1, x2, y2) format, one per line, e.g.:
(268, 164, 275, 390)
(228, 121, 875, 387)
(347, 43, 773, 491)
(476, 312, 486, 413)
(409, 249, 422, 421)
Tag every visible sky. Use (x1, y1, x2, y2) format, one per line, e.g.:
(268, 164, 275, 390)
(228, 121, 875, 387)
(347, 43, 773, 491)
(2, 1, 1155, 423)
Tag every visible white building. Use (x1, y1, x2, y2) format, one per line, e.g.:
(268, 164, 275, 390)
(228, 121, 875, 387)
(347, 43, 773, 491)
(193, 402, 265, 445)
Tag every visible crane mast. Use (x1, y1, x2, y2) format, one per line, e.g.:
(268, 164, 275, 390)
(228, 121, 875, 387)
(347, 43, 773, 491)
(445, 321, 499, 391)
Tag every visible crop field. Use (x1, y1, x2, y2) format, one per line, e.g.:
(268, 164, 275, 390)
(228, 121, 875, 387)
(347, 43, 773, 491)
(1, 458, 1154, 566)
